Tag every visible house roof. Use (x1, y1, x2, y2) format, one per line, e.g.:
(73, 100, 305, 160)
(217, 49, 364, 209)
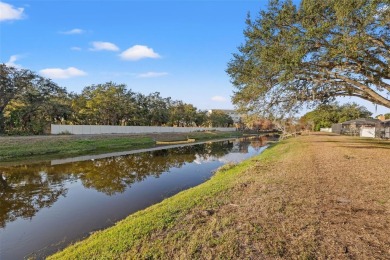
(341, 118, 381, 126)
(383, 119, 390, 126)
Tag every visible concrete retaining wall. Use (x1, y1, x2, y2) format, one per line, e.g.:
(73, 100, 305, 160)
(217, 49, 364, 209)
(51, 124, 236, 135)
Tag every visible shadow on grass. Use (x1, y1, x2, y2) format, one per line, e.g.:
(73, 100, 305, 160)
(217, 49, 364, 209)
(340, 145, 390, 150)
(310, 140, 344, 143)
(308, 133, 339, 137)
(301, 134, 390, 149)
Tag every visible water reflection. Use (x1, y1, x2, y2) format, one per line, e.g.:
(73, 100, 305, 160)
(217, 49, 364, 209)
(0, 137, 267, 228)
(0, 170, 69, 229)
(72, 142, 233, 195)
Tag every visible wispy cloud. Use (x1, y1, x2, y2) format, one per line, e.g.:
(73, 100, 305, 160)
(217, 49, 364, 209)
(39, 67, 87, 79)
(5, 55, 22, 68)
(375, 4, 389, 19)
(89, 41, 119, 51)
(0, 2, 25, 22)
(60, 28, 85, 35)
(120, 45, 160, 61)
(137, 72, 168, 78)
(211, 96, 227, 102)
(71, 46, 82, 51)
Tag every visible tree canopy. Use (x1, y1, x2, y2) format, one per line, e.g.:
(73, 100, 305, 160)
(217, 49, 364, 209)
(207, 110, 234, 127)
(0, 64, 71, 134)
(1, 65, 235, 135)
(227, 0, 390, 116)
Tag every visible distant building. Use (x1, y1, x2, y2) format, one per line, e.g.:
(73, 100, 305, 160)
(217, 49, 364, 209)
(207, 109, 243, 124)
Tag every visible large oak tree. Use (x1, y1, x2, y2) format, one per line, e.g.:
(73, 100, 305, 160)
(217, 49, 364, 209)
(227, 0, 390, 115)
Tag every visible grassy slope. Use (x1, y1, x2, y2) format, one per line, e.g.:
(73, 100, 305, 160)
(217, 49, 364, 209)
(0, 131, 242, 162)
(49, 134, 390, 259)
(0, 137, 155, 162)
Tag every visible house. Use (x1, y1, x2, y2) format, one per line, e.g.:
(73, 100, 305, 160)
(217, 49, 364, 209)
(332, 118, 390, 139)
(333, 118, 381, 138)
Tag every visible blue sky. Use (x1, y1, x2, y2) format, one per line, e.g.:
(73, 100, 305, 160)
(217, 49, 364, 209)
(1, 0, 389, 115)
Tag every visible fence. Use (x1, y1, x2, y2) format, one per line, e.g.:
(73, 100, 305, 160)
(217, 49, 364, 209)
(320, 128, 332, 132)
(51, 124, 236, 135)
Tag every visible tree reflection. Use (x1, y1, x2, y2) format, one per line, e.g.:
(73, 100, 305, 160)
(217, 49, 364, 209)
(0, 139, 256, 227)
(54, 141, 234, 195)
(0, 170, 68, 228)
(250, 136, 268, 150)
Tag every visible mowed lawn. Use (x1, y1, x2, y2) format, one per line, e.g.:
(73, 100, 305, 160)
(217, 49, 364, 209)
(49, 133, 390, 259)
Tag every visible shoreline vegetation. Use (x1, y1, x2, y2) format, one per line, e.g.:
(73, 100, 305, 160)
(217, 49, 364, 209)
(0, 131, 243, 164)
(48, 133, 390, 259)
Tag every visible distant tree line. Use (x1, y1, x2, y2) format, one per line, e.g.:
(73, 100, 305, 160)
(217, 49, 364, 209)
(0, 65, 233, 135)
(239, 102, 377, 134)
(300, 103, 373, 131)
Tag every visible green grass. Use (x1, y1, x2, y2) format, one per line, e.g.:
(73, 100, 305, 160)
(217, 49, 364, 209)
(48, 140, 284, 260)
(0, 137, 155, 162)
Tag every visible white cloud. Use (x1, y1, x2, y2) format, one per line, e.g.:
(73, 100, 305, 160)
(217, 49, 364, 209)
(137, 72, 168, 78)
(89, 41, 119, 51)
(374, 4, 389, 19)
(211, 96, 228, 102)
(60, 28, 85, 35)
(377, 4, 389, 13)
(39, 67, 87, 79)
(5, 55, 22, 68)
(0, 2, 24, 22)
(71, 47, 82, 51)
(120, 45, 160, 61)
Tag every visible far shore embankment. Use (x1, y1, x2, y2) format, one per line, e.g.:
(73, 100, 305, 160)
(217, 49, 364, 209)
(0, 131, 244, 164)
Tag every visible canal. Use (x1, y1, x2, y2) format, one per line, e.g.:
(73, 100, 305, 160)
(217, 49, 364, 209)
(0, 136, 271, 259)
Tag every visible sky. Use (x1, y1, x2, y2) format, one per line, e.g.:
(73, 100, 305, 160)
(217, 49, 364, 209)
(1, 0, 389, 115)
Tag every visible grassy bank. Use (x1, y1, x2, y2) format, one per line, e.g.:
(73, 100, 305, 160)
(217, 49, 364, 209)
(0, 131, 242, 162)
(49, 133, 390, 259)
(0, 136, 155, 162)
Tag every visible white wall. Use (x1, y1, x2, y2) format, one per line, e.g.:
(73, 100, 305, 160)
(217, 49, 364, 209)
(320, 128, 332, 132)
(51, 124, 236, 135)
